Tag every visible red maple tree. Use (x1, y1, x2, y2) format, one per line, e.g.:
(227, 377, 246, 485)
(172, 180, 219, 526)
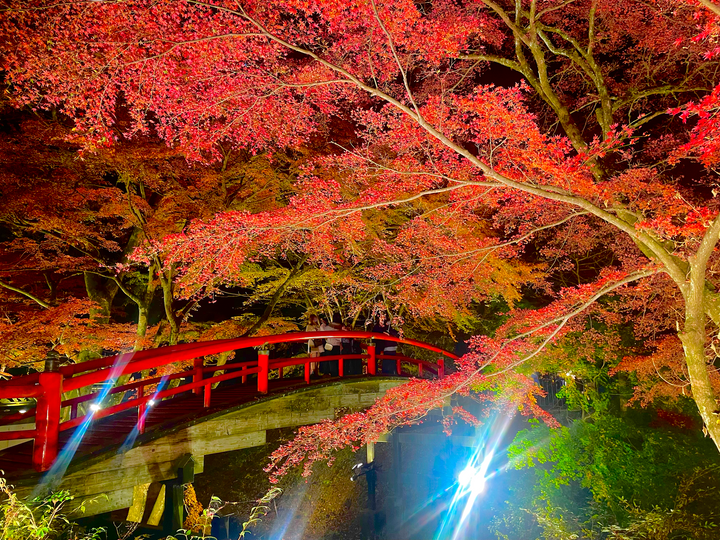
(4, 0, 720, 475)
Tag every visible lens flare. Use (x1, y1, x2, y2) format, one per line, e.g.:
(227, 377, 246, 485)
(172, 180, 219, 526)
(33, 352, 136, 497)
(434, 411, 517, 540)
(457, 466, 476, 488)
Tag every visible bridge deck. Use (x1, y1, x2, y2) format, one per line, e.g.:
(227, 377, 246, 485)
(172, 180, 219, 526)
(0, 375, 357, 481)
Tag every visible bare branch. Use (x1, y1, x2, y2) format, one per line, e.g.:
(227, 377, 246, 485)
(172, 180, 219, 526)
(369, 0, 422, 117)
(187, 1, 689, 288)
(122, 34, 265, 66)
(0, 279, 51, 309)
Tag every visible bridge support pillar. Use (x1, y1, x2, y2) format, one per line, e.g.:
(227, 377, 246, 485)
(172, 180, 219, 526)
(33, 371, 63, 472)
(388, 430, 404, 535)
(163, 455, 196, 534)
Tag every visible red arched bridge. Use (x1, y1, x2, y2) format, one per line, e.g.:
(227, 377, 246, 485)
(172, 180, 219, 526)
(0, 331, 456, 479)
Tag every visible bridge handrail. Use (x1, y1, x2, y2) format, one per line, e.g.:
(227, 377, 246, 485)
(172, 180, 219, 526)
(57, 332, 454, 392)
(66, 332, 453, 380)
(59, 365, 262, 432)
(48, 332, 454, 380)
(0, 331, 454, 471)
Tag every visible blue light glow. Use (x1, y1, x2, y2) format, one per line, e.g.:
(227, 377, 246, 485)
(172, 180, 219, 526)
(434, 411, 516, 540)
(33, 352, 135, 497)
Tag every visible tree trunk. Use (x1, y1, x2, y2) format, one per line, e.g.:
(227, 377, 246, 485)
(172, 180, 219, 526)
(135, 305, 149, 352)
(160, 269, 180, 345)
(680, 275, 720, 452)
(83, 272, 119, 324)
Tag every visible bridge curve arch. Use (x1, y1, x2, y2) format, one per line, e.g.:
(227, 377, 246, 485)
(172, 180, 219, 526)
(0, 331, 456, 512)
(8, 377, 410, 517)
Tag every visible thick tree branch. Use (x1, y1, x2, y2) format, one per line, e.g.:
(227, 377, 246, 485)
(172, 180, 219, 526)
(187, 0, 688, 288)
(0, 279, 51, 308)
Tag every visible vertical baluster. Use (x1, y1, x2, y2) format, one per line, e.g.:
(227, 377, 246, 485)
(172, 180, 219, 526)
(193, 358, 203, 395)
(304, 362, 311, 384)
(137, 384, 146, 434)
(33, 370, 63, 472)
(203, 383, 211, 408)
(418, 363, 423, 377)
(258, 349, 269, 394)
(438, 358, 445, 379)
(367, 344, 376, 375)
(138, 403, 146, 434)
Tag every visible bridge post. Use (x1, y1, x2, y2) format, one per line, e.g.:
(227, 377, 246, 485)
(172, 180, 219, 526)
(137, 384, 146, 434)
(258, 349, 269, 394)
(33, 370, 63, 472)
(192, 358, 203, 395)
(203, 382, 211, 407)
(367, 344, 376, 376)
(304, 361, 311, 384)
(437, 358, 444, 379)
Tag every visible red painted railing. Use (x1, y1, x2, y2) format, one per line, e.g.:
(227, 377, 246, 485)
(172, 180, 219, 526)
(0, 331, 456, 471)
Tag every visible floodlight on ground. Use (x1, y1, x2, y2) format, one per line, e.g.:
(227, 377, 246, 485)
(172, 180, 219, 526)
(89, 403, 101, 412)
(148, 399, 156, 407)
(19, 409, 26, 414)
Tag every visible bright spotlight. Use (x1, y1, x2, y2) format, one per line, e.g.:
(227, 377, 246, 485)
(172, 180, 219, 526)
(458, 466, 476, 488)
(148, 399, 156, 407)
(18, 409, 27, 414)
(458, 463, 488, 494)
(89, 403, 101, 412)
(470, 473, 486, 494)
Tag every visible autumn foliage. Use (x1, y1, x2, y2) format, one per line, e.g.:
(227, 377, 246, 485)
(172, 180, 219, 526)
(2, 0, 720, 475)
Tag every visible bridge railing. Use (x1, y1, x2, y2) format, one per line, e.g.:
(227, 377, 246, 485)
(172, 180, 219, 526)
(0, 331, 456, 471)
